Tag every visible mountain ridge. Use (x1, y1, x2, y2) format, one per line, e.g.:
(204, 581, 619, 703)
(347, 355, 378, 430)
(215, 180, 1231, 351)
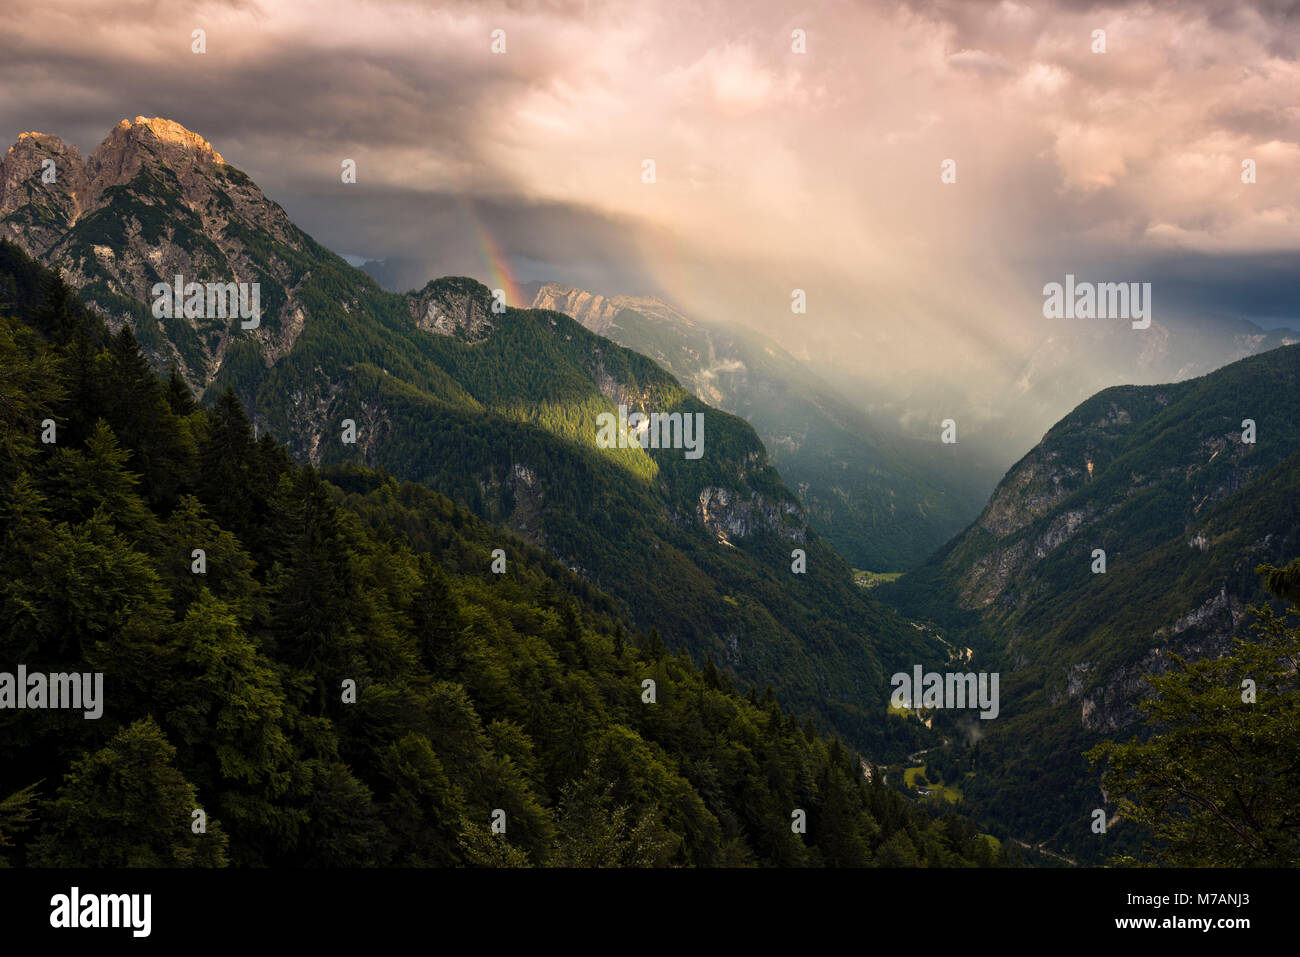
(881, 341, 1300, 857)
(0, 236, 1007, 868)
(523, 280, 994, 570)
(0, 117, 938, 759)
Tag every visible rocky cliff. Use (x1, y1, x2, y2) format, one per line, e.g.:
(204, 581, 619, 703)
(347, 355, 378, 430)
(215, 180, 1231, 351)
(0, 117, 311, 388)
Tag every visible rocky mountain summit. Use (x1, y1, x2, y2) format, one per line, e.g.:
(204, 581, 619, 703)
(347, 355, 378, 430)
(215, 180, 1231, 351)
(0, 132, 89, 250)
(406, 276, 497, 342)
(531, 282, 696, 338)
(1, 116, 308, 388)
(1, 116, 231, 237)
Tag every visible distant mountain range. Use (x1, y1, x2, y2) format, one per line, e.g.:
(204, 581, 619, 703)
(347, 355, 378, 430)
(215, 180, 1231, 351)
(816, 308, 1300, 474)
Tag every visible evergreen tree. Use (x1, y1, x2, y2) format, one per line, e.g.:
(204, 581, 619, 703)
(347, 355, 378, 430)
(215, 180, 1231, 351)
(165, 365, 197, 415)
(30, 717, 229, 867)
(1088, 562, 1300, 866)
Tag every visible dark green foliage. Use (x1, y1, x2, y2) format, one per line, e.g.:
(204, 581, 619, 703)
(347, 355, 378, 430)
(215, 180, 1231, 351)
(0, 240, 998, 868)
(1087, 566, 1300, 866)
(28, 716, 230, 867)
(183, 258, 940, 761)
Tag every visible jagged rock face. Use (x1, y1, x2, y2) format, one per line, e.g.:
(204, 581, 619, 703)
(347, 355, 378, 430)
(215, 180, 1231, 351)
(82, 117, 227, 211)
(961, 506, 1095, 610)
(405, 277, 496, 342)
(961, 540, 1030, 608)
(531, 282, 694, 337)
(532, 282, 619, 334)
(586, 354, 655, 412)
(0, 133, 88, 252)
(0, 116, 310, 390)
(978, 451, 1080, 539)
(698, 485, 806, 546)
(1072, 588, 1243, 732)
(954, 390, 1265, 611)
(281, 378, 344, 466)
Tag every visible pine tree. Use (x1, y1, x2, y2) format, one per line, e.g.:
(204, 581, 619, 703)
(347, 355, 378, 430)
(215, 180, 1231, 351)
(165, 365, 197, 415)
(377, 733, 469, 866)
(30, 717, 229, 867)
(703, 653, 722, 690)
(167, 589, 293, 791)
(411, 560, 464, 673)
(267, 466, 365, 712)
(197, 388, 260, 540)
(644, 626, 666, 660)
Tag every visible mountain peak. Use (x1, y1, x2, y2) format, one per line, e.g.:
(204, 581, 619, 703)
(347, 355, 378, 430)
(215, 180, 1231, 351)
(531, 281, 696, 337)
(1, 116, 232, 251)
(0, 132, 88, 249)
(405, 276, 497, 342)
(3, 130, 82, 168)
(105, 116, 226, 166)
(85, 117, 227, 205)
(0, 116, 303, 390)
(531, 282, 623, 334)
(14, 130, 64, 146)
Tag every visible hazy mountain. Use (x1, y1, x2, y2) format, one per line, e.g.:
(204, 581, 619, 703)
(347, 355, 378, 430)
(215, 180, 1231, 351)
(821, 311, 1300, 472)
(528, 281, 996, 571)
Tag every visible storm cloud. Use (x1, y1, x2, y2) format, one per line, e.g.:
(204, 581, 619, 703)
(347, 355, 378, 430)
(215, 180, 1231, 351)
(2, 0, 1297, 453)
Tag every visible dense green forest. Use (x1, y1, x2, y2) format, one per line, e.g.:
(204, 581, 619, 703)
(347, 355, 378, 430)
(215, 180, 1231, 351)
(221, 265, 939, 760)
(0, 240, 1006, 867)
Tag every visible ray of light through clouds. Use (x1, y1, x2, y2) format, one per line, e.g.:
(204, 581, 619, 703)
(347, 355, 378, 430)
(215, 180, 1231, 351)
(1, 0, 1298, 451)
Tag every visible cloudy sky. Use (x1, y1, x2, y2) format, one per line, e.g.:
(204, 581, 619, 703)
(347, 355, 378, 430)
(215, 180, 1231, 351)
(2, 0, 1298, 449)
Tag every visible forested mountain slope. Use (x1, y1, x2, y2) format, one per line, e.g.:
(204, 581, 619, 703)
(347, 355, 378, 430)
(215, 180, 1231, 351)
(526, 281, 991, 571)
(0, 117, 937, 758)
(0, 239, 1003, 867)
(883, 344, 1300, 858)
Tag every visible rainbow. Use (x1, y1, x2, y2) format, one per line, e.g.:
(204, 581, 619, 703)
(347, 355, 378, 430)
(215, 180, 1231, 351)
(460, 196, 526, 310)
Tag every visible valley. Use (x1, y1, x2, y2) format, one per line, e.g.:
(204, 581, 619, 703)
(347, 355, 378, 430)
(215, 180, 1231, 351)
(4, 115, 1298, 868)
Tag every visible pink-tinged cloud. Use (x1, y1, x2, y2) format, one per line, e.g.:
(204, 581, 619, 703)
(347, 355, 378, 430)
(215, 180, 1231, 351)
(1, 0, 1297, 449)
